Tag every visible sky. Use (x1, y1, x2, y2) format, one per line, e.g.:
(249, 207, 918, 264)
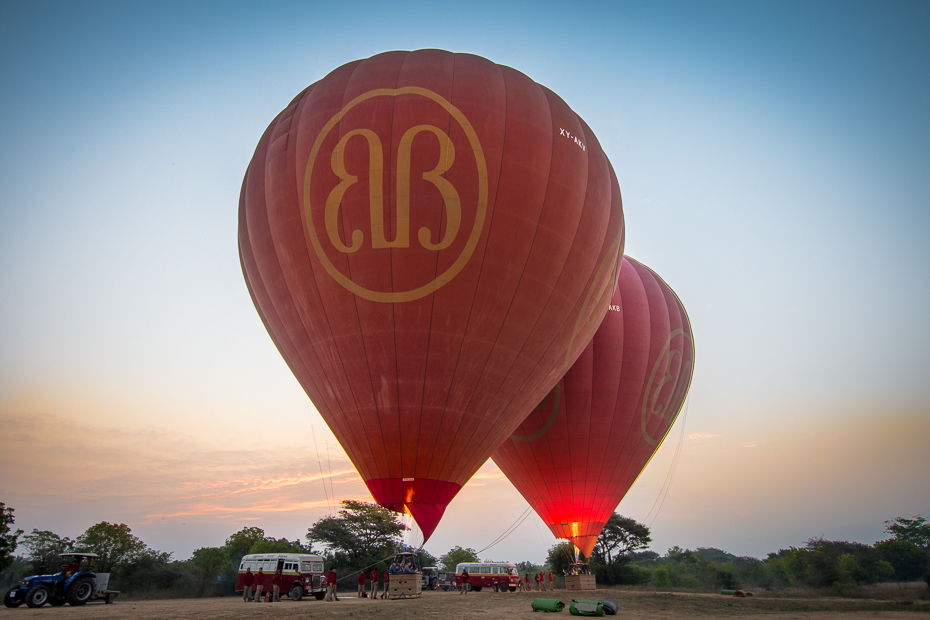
(1, 0, 928, 565)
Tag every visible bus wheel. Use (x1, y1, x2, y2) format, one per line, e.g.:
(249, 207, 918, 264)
(290, 584, 303, 601)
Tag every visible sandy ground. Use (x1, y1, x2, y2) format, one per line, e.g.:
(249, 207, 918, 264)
(2, 588, 927, 619)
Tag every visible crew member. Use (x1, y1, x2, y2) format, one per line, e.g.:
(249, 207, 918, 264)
(369, 567, 380, 600)
(358, 571, 366, 597)
(326, 567, 339, 601)
(242, 567, 254, 602)
(272, 569, 282, 602)
(254, 567, 265, 602)
(459, 567, 470, 594)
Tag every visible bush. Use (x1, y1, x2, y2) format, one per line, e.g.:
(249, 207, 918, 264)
(652, 567, 670, 587)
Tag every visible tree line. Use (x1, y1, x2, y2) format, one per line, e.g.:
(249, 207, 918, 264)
(2, 500, 928, 598)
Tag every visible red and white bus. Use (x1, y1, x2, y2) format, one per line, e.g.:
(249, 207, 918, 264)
(236, 553, 326, 601)
(454, 562, 521, 592)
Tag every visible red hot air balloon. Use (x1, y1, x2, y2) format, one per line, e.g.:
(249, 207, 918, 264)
(239, 50, 624, 541)
(492, 256, 694, 558)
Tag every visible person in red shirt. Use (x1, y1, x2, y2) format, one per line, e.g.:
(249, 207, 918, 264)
(525, 573, 530, 592)
(242, 568, 254, 602)
(272, 569, 282, 602)
(549, 569, 554, 591)
(535, 572, 540, 591)
(326, 568, 339, 601)
(459, 567, 470, 594)
(358, 571, 366, 598)
(254, 567, 265, 601)
(369, 568, 380, 600)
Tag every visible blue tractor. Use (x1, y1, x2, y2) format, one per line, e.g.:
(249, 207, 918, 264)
(4, 552, 116, 608)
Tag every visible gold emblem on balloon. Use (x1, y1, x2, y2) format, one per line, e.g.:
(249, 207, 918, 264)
(641, 328, 694, 445)
(303, 87, 488, 303)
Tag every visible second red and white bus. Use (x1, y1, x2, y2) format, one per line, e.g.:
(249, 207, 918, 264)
(454, 562, 521, 592)
(235, 553, 327, 601)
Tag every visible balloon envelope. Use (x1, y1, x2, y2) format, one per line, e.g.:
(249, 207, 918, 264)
(238, 50, 624, 540)
(492, 256, 694, 557)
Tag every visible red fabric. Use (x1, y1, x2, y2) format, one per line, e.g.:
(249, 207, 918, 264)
(493, 256, 694, 558)
(327, 569, 337, 586)
(358, 573, 365, 585)
(243, 571, 254, 587)
(370, 569, 379, 582)
(256, 570, 264, 585)
(272, 572, 281, 586)
(239, 49, 624, 542)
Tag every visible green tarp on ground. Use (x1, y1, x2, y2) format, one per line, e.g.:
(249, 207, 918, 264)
(531, 598, 565, 612)
(569, 599, 605, 616)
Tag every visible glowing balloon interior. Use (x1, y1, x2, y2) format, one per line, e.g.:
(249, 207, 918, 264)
(492, 256, 694, 558)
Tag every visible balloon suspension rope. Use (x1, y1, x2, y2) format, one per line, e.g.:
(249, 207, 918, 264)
(311, 423, 334, 515)
(476, 505, 534, 555)
(643, 396, 690, 527)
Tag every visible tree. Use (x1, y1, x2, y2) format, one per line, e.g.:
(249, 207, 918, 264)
(416, 548, 439, 569)
(76, 522, 153, 572)
(20, 529, 74, 572)
(224, 527, 266, 567)
(190, 547, 228, 597)
(248, 537, 308, 555)
(307, 500, 403, 571)
(0, 502, 24, 571)
(884, 515, 930, 550)
(439, 546, 479, 572)
(592, 514, 651, 565)
(546, 542, 577, 576)
(875, 539, 930, 582)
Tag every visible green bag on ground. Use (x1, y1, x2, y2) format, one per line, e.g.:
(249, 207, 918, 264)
(531, 598, 565, 612)
(569, 599, 605, 616)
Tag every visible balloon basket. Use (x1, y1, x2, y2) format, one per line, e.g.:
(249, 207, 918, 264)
(564, 574, 597, 591)
(387, 574, 422, 599)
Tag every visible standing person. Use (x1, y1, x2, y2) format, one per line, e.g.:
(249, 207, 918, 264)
(549, 570, 554, 591)
(540, 570, 546, 591)
(242, 567, 254, 602)
(525, 573, 530, 592)
(272, 569, 282, 602)
(254, 567, 265, 602)
(534, 572, 540, 591)
(326, 567, 339, 601)
(358, 571, 366, 598)
(369, 567, 380, 600)
(459, 567, 470, 594)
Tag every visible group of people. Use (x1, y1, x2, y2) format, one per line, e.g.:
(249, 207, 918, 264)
(241, 567, 284, 602)
(527, 570, 554, 591)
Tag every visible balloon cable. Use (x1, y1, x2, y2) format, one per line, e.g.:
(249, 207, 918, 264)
(644, 396, 690, 526)
(311, 423, 334, 515)
(476, 505, 533, 555)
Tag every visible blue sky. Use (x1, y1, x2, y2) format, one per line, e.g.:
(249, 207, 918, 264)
(1, 0, 928, 563)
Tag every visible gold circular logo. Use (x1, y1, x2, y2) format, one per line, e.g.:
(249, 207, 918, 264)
(641, 328, 694, 445)
(510, 383, 562, 442)
(302, 87, 488, 303)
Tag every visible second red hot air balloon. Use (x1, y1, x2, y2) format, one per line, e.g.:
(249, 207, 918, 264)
(492, 256, 694, 558)
(239, 50, 624, 541)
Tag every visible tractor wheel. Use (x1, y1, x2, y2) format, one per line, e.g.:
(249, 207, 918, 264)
(290, 584, 303, 601)
(66, 576, 94, 606)
(4, 588, 25, 608)
(50, 595, 67, 606)
(429, 577, 439, 590)
(25, 585, 51, 608)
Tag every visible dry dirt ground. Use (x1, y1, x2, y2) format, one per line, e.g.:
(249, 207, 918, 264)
(2, 588, 927, 619)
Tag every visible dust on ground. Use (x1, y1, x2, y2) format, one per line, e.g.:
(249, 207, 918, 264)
(2, 588, 927, 619)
